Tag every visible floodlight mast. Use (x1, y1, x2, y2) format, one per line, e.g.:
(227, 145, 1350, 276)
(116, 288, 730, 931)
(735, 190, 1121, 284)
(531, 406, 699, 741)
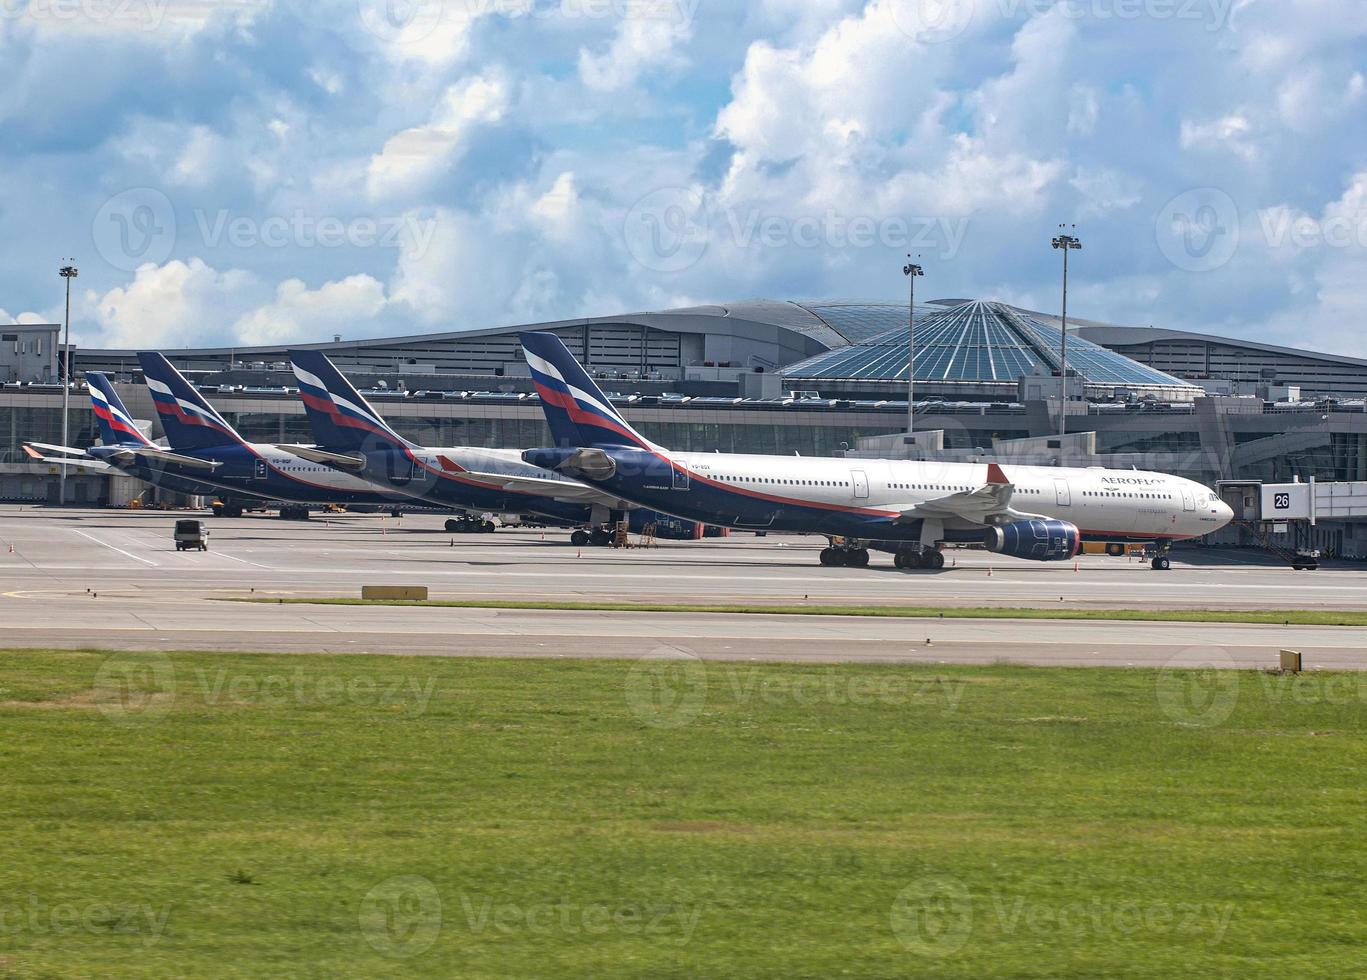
(58, 262, 79, 505)
(1051, 228, 1082, 441)
(903, 256, 923, 440)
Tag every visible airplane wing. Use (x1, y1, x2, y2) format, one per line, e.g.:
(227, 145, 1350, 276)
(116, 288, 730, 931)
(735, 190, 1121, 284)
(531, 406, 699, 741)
(895, 463, 1047, 526)
(277, 445, 367, 472)
(461, 471, 636, 511)
(109, 447, 224, 471)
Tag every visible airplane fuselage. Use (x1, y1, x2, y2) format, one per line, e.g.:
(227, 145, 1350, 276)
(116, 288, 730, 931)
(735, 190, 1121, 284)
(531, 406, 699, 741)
(92, 442, 409, 507)
(527, 446, 1231, 546)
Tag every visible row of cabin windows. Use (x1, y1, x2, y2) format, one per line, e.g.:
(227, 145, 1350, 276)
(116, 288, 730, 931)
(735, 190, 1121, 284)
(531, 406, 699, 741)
(716, 475, 850, 487)
(1083, 490, 1172, 500)
(890, 483, 971, 492)
(885, 483, 1044, 495)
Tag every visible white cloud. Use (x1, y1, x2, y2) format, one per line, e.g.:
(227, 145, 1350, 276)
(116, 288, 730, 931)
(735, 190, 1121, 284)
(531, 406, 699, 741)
(387, 208, 513, 327)
(578, 12, 692, 92)
(232, 274, 388, 345)
(529, 172, 583, 243)
(1276, 68, 1365, 134)
(1066, 85, 1100, 137)
(1179, 112, 1260, 163)
(90, 258, 259, 349)
(8, 0, 268, 39)
(170, 126, 230, 188)
(2, 0, 1367, 361)
(366, 75, 509, 200)
(1069, 168, 1141, 219)
(714, 0, 1064, 219)
(362, 5, 481, 69)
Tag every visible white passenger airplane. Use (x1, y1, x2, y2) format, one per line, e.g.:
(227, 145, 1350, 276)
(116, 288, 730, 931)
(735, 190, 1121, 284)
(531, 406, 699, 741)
(517, 331, 1235, 570)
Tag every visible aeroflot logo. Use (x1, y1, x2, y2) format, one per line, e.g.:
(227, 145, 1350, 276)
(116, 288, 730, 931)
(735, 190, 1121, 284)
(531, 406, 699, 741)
(1101, 477, 1165, 486)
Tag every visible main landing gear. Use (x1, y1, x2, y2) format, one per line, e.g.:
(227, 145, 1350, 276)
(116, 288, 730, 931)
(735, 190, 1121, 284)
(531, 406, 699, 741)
(894, 548, 945, 570)
(570, 528, 614, 547)
(1149, 545, 1172, 571)
(819, 546, 869, 567)
(446, 517, 496, 533)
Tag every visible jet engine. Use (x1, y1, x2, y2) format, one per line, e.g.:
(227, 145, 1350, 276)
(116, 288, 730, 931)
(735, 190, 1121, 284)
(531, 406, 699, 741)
(983, 519, 1080, 562)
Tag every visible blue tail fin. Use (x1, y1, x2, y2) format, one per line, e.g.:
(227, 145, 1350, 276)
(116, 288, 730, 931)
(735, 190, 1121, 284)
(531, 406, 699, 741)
(519, 332, 655, 450)
(137, 352, 243, 450)
(288, 350, 414, 452)
(86, 373, 154, 447)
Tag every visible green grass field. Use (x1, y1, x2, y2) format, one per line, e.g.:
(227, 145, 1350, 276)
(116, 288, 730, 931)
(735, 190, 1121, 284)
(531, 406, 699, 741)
(227, 595, 1367, 626)
(2, 649, 1365, 977)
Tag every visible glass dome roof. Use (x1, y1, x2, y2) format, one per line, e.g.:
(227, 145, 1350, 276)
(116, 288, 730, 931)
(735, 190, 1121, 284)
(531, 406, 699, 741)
(780, 300, 1196, 389)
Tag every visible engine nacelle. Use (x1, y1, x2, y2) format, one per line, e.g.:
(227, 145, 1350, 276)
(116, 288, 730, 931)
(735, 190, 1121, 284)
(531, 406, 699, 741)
(983, 519, 1081, 562)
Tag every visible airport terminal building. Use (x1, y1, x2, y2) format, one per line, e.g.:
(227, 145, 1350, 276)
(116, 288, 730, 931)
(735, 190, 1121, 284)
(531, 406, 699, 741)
(6, 297, 1367, 555)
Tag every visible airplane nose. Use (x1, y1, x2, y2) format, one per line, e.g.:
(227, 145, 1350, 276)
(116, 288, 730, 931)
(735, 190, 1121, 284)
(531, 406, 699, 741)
(1216, 500, 1234, 526)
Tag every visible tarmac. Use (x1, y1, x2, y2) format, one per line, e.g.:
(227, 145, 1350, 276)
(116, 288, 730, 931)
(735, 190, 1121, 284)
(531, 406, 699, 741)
(1, 506, 1364, 670)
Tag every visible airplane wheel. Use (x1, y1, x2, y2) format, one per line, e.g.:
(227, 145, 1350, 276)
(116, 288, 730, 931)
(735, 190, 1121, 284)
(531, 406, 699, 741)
(1152, 556, 1171, 571)
(928, 551, 945, 569)
(480, 521, 496, 533)
(445, 519, 461, 533)
(893, 551, 906, 569)
(590, 529, 611, 547)
(571, 530, 590, 547)
(849, 549, 870, 568)
(819, 547, 843, 567)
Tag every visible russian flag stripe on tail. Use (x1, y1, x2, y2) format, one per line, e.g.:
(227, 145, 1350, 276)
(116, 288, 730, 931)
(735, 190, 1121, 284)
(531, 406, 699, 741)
(288, 350, 413, 452)
(85, 373, 154, 447)
(136, 352, 244, 450)
(519, 331, 654, 450)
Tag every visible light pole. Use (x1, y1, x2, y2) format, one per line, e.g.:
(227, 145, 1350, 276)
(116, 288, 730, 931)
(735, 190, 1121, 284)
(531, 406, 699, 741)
(58, 262, 78, 505)
(902, 256, 923, 440)
(1050, 228, 1081, 440)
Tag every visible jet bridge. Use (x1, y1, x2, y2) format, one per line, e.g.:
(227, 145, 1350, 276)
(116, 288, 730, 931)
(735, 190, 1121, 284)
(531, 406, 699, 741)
(1218, 477, 1367, 567)
(1219, 477, 1367, 526)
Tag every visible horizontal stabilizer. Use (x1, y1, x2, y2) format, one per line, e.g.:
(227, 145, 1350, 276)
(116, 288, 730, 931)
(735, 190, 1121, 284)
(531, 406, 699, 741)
(462, 471, 636, 511)
(23, 453, 111, 472)
(23, 441, 90, 458)
(277, 445, 367, 472)
(112, 446, 223, 471)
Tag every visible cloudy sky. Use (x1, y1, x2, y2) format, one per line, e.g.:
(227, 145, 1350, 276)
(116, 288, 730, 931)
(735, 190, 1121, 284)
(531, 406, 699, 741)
(1, 0, 1365, 354)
